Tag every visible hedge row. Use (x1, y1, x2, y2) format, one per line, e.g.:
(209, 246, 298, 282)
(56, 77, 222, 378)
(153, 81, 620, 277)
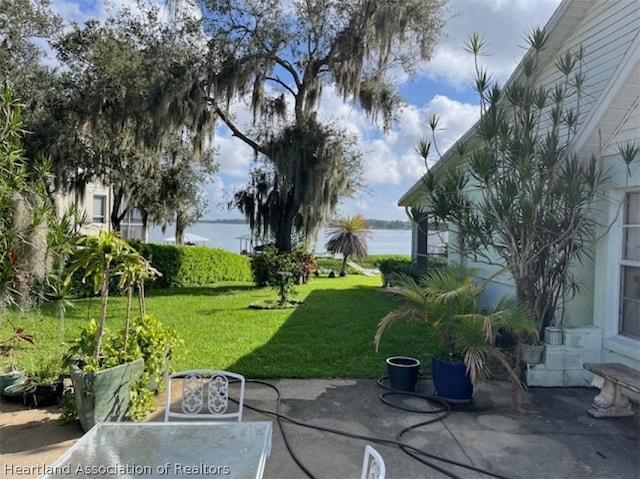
(129, 242, 252, 288)
(378, 256, 447, 286)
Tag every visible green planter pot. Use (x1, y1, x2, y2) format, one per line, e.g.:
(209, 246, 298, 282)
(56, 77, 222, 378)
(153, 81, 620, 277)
(0, 365, 24, 395)
(520, 343, 544, 365)
(70, 358, 144, 432)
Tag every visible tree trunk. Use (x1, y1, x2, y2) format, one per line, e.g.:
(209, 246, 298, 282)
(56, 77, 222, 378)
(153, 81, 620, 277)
(274, 201, 295, 252)
(175, 212, 186, 246)
(110, 188, 128, 232)
(515, 276, 546, 336)
(340, 255, 348, 276)
(93, 263, 111, 363)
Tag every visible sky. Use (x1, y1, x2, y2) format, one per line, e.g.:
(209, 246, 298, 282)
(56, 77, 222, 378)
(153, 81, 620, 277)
(50, 0, 562, 221)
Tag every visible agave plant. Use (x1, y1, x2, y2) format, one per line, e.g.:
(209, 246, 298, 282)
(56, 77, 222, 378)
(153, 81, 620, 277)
(375, 266, 536, 405)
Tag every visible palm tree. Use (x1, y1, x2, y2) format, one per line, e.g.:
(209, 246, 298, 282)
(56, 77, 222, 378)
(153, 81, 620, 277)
(325, 214, 372, 276)
(375, 267, 537, 406)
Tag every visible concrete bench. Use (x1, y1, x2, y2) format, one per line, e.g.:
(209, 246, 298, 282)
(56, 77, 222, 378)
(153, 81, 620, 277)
(583, 362, 640, 418)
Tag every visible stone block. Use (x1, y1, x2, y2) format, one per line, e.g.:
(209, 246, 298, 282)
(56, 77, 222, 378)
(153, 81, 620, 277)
(564, 369, 593, 387)
(562, 350, 583, 369)
(580, 350, 602, 365)
(563, 326, 602, 350)
(543, 345, 565, 370)
(526, 367, 564, 387)
(543, 345, 583, 370)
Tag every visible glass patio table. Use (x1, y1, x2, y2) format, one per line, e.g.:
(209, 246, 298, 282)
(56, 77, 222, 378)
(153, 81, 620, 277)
(38, 421, 273, 479)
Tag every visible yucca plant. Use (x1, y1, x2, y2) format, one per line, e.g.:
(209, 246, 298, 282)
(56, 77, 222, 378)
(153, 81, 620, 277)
(375, 266, 536, 405)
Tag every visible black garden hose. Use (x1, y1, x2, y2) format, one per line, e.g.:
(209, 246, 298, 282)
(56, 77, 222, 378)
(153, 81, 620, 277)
(238, 378, 511, 479)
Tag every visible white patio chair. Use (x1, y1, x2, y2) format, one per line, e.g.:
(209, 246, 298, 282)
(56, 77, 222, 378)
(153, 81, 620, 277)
(361, 445, 385, 479)
(164, 370, 245, 422)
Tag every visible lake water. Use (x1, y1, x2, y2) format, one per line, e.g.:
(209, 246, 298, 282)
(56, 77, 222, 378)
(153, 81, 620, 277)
(148, 223, 417, 256)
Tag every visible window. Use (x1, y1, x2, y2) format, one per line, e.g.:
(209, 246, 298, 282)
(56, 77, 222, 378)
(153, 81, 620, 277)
(620, 192, 640, 339)
(93, 195, 106, 224)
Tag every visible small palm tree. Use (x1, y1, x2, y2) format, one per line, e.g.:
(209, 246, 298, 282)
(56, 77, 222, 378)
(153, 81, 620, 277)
(375, 267, 537, 406)
(325, 214, 372, 276)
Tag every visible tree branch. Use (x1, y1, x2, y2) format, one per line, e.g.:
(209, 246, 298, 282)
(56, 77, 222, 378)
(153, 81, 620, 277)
(265, 76, 297, 97)
(274, 57, 301, 89)
(213, 104, 266, 155)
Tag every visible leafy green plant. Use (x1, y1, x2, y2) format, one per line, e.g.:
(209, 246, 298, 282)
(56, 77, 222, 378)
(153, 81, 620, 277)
(24, 352, 63, 385)
(0, 318, 35, 365)
(61, 320, 126, 372)
(291, 248, 317, 284)
(0, 86, 52, 312)
(115, 315, 183, 393)
(64, 231, 158, 364)
(413, 32, 638, 335)
(378, 257, 446, 286)
(375, 266, 536, 405)
(61, 314, 181, 421)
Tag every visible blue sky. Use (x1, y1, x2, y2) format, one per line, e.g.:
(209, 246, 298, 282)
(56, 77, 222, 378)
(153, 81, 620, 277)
(51, 0, 562, 220)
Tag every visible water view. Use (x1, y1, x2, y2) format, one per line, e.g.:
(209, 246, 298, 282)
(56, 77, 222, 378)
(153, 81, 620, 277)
(147, 222, 421, 256)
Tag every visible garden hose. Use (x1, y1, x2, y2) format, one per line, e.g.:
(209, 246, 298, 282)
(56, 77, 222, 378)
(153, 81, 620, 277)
(239, 378, 511, 479)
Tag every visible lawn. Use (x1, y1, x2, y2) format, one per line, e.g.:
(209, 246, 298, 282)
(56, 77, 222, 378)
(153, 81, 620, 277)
(1, 275, 439, 379)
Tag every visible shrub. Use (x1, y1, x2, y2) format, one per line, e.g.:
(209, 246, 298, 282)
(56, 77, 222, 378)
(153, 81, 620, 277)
(251, 247, 316, 287)
(379, 256, 447, 286)
(291, 249, 317, 283)
(129, 241, 252, 287)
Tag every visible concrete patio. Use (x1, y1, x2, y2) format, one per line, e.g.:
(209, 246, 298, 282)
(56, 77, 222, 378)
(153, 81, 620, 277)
(1, 379, 639, 478)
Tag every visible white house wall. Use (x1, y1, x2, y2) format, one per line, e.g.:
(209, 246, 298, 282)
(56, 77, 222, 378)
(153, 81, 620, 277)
(54, 182, 112, 236)
(592, 155, 640, 370)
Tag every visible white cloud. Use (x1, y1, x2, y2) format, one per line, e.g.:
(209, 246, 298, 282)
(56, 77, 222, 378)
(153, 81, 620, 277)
(423, 95, 479, 161)
(424, 0, 562, 87)
(48, 0, 561, 221)
(214, 135, 255, 178)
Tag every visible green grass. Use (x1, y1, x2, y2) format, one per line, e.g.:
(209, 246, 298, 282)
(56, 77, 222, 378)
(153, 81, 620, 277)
(1, 275, 438, 379)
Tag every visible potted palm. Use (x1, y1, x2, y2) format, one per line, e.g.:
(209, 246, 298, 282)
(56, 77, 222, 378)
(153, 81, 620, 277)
(375, 267, 536, 405)
(63, 231, 158, 430)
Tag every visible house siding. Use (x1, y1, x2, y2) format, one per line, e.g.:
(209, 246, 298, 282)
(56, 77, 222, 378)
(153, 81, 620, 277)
(401, 1, 640, 379)
(532, 0, 638, 140)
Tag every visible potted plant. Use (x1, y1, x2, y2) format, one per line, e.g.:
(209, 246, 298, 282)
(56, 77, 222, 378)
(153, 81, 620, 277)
(385, 356, 421, 391)
(0, 319, 35, 396)
(375, 266, 536, 405)
(62, 231, 159, 431)
(519, 331, 544, 365)
(12, 354, 65, 408)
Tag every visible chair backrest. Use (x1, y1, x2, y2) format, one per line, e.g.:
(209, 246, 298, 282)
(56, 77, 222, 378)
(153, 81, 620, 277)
(164, 370, 245, 422)
(361, 445, 385, 479)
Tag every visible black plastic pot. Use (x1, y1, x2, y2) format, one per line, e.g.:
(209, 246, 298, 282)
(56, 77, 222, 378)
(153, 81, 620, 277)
(23, 379, 64, 408)
(386, 356, 420, 391)
(432, 357, 473, 403)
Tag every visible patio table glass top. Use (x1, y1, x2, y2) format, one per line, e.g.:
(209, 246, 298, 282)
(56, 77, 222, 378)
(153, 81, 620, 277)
(38, 421, 273, 479)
